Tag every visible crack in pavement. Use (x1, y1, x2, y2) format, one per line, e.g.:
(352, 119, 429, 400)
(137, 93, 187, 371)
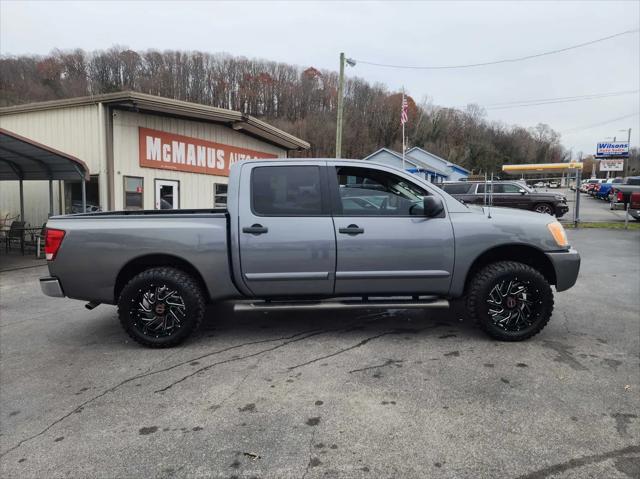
(0, 329, 318, 458)
(348, 358, 404, 374)
(153, 314, 397, 393)
(0, 312, 411, 457)
(301, 429, 317, 479)
(515, 444, 640, 479)
(287, 324, 443, 371)
(154, 329, 330, 393)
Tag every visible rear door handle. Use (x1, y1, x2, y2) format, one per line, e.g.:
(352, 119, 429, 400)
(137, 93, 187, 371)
(242, 224, 268, 235)
(338, 224, 364, 235)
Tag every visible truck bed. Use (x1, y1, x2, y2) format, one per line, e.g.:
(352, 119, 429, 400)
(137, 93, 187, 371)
(45, 210, 238, 304)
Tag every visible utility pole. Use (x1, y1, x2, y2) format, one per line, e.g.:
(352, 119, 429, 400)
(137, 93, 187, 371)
(335, 53, 345, 159)
(625, 128, 631, 177)
(335, 53, 355, 159)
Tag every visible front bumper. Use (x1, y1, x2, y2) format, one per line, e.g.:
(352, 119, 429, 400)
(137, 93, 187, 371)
(555, 204, 569, 217)
(40, 277, 65, 297)
(545, 248, 580, 292)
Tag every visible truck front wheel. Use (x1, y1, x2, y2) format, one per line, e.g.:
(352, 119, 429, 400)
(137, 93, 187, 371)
(118, 267, 205, 348)
(466, 261, 554, 341)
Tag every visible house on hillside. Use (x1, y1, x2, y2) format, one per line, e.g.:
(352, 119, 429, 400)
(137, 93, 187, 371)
(406, 147, 470, 181)
(363, 147, 469, 183)
(363, 148, 449, 183)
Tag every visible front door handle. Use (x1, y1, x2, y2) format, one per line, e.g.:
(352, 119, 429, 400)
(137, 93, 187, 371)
(338, 224, 364, 235)
(242, 224, 268, 235)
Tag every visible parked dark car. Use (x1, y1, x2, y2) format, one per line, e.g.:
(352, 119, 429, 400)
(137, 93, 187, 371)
(438, 181, 569, 217)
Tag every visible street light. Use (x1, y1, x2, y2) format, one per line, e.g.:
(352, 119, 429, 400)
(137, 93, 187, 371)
(618, 128, 632, 176)
(335, 53, 356, 158)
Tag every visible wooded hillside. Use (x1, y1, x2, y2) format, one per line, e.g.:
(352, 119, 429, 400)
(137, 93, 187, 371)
(0, 47, 569, 172)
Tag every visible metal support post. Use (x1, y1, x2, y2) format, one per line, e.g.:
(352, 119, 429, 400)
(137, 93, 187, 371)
(574, 169, 581, 227)
(335, 52, 345, 159)
(19, 179, 25, 222)
(49, 179, 54, 217)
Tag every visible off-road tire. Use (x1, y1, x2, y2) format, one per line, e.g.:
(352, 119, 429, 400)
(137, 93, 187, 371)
(118, 267, 205, 348)
(466, 261, 554, 341)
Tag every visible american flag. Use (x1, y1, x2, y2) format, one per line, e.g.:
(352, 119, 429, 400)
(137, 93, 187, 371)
(401, 94, 408, 125)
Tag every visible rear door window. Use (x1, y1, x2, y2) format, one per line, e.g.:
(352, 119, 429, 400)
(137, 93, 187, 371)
(251, 166, 323, 216)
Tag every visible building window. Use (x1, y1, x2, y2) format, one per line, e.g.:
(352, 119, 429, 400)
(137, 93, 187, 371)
(124, 176, 144, 210)
(214, 183, 228, 208)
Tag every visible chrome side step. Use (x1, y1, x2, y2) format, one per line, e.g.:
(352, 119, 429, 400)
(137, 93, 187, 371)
(234, 297, 450, 312)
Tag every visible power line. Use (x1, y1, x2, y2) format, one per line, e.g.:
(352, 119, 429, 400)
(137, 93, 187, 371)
(354, 29, 639, 70)
(483, 90, 639, 110)
(561, 112, 639, 135)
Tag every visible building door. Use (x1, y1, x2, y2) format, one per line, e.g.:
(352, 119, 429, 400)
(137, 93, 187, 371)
(155, 180, 179, 209)
(330, 165, 454, 296)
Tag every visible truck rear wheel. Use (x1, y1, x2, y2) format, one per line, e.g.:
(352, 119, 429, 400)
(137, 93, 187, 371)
(466, 261, 554, 341)
(117, 267, 205, 348)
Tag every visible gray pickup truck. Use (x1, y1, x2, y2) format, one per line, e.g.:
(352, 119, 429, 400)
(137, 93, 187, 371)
(41, 159, 580, 347)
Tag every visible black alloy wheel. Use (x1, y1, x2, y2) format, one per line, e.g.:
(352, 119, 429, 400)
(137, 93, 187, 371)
(118, 267, 205, 348)
(466, 261, 554, 341)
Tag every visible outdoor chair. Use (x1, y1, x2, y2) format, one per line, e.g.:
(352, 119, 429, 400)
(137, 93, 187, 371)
(4, 221, 26, 254)
(23, 223, 47, 258)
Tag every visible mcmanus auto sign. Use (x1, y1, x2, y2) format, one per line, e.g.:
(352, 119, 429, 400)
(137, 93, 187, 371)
(139, 127, 277, 176)
(596, 141, 629, 157)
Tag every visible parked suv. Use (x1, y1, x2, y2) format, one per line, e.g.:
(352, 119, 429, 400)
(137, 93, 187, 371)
(439, 181, 569, 217)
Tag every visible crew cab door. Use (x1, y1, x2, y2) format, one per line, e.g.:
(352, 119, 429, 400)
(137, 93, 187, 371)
(237, 162, 335, 297)
(330, 164, 454, 295)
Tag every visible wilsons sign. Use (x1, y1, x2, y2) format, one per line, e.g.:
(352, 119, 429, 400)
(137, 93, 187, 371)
(596, 141, 629, 158)
(139, 127, 278, 176)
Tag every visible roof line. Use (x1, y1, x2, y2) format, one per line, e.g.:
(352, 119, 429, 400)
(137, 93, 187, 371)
(406, 146, 471, 173)
(364, 147, 450, 176)
(0, 91, 310, 151)
(0, 128, 90, 180)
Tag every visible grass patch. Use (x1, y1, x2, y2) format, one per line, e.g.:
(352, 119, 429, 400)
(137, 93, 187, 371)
(562, 221, 640, 230)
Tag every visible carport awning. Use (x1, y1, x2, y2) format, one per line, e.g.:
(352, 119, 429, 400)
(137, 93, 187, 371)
(0, 128, 89, 181)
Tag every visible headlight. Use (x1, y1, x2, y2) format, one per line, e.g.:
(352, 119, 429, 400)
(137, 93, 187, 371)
(547, 222, 568, 248)
(555, 195, 566, 201)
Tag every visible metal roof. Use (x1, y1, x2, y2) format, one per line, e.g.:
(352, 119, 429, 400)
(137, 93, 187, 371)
(0, 91, 311, 151)
(363, 148, 450, 177)
(0, 128, 89, 181)
(405, 147, 471, 174)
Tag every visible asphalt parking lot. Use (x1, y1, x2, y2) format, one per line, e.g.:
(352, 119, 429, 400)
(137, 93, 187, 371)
(1, 229, 639, 479)
(552, 187, 636, 223)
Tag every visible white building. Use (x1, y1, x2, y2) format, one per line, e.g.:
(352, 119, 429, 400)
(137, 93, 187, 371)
(363, 148, 449, 182)
(363, 147, 469, 183)
(405, 147, 470, 181)
(0, 92, 309, 226)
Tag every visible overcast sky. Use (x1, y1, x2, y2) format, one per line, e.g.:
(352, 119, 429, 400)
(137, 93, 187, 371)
(1, 0, 639, 157)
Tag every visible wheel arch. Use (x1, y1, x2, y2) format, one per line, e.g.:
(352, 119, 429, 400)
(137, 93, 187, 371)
(114, 254, 210, 303)
(463, 244, 557, 293)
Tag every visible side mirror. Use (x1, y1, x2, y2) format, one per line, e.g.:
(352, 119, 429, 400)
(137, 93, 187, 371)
(422, 196, 444, 217)
(519, 189, 526, 195)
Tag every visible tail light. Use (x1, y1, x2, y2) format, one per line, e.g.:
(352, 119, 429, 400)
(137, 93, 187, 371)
(617, 191, 623, 202)
(44, 228, 65, 260)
